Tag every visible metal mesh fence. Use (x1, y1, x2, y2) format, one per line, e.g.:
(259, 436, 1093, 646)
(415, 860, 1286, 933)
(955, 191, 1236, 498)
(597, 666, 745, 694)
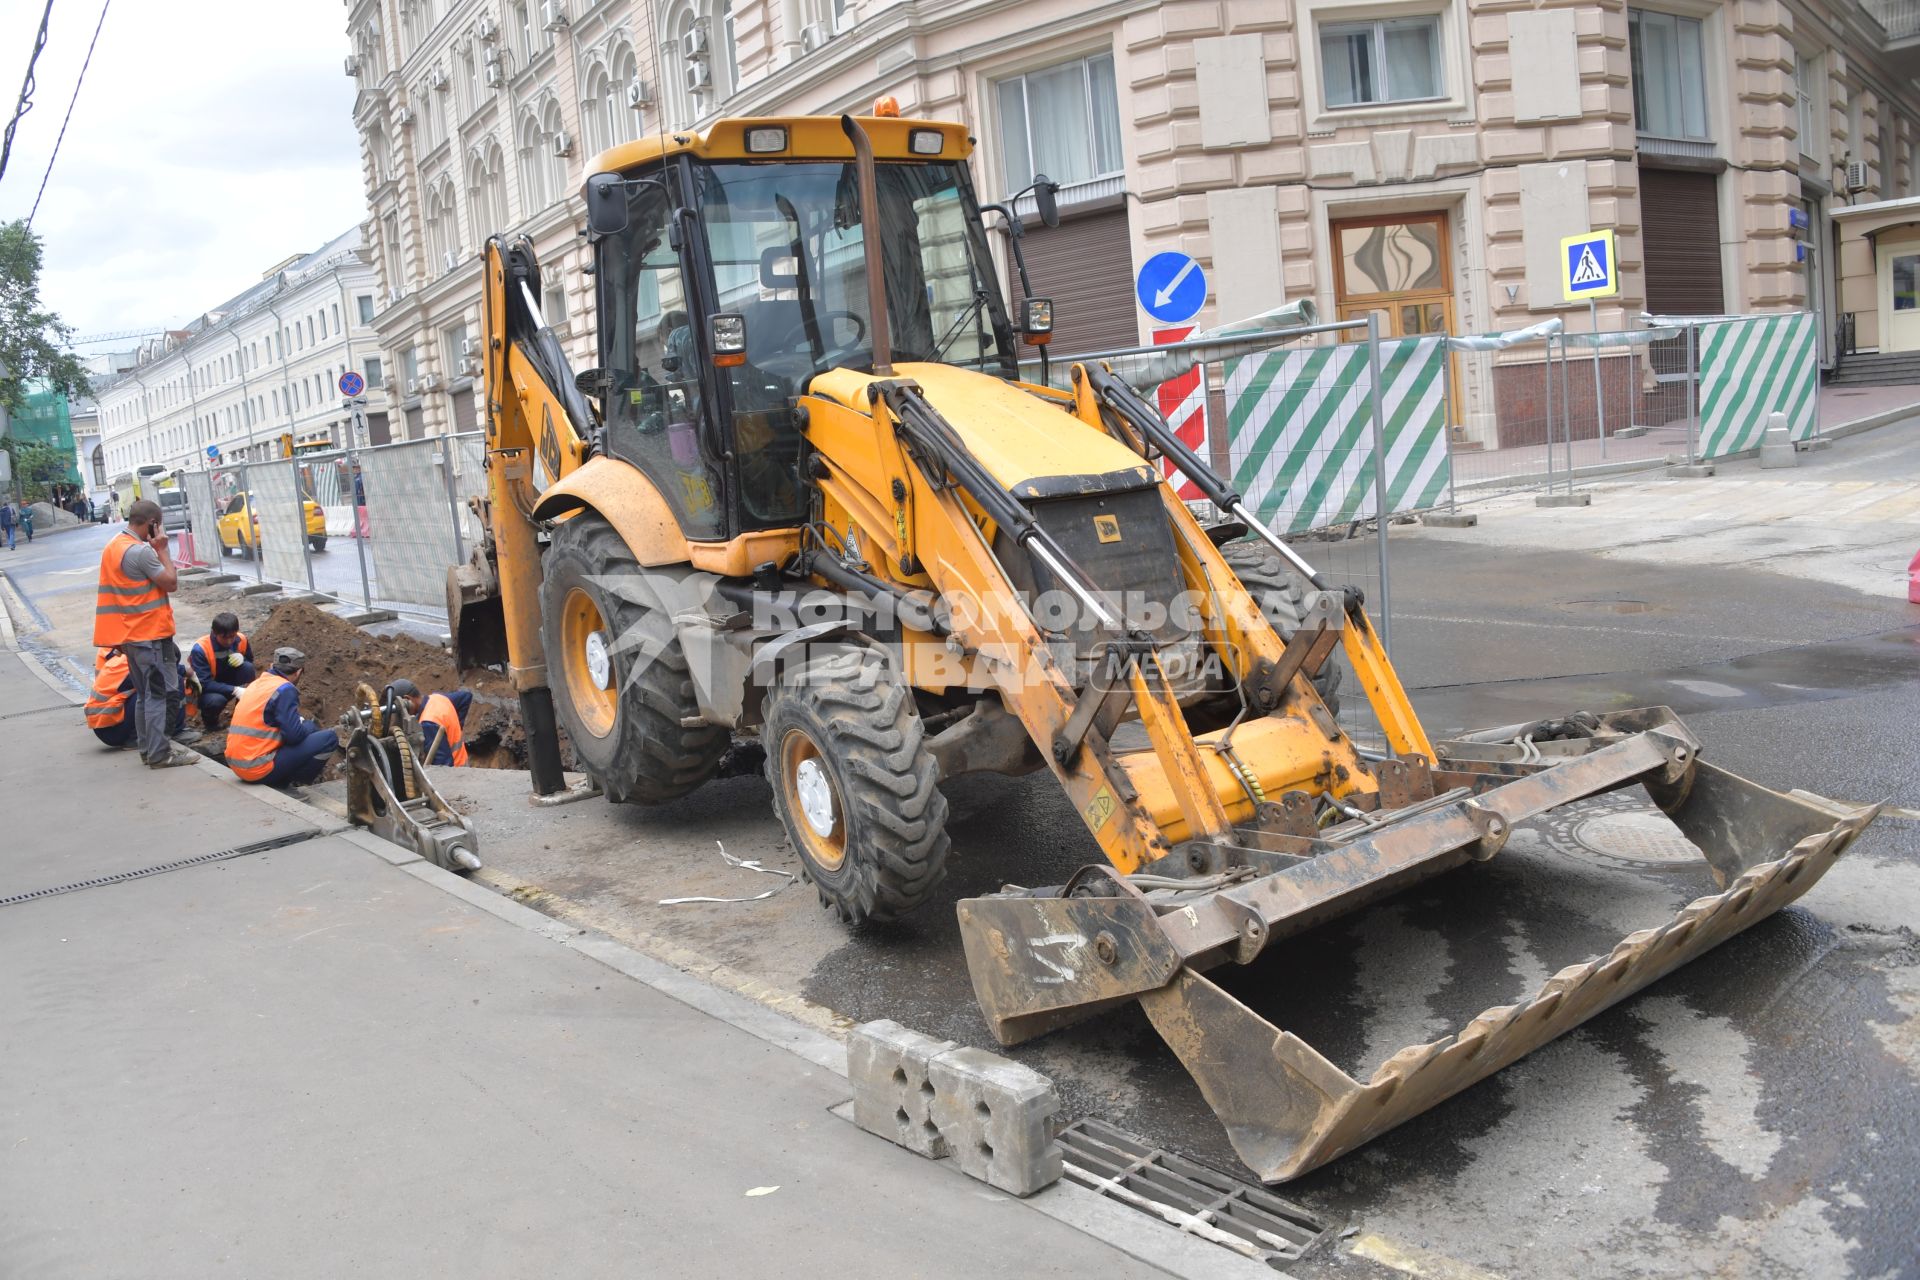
(358, 436, 466, 609)
(249, 458, 310, 588)
(181, 471, 220, 568)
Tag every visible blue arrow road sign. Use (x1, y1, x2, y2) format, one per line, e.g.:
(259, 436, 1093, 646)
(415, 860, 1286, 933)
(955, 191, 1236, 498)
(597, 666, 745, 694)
(1136, 251, 1207, 325)
(339, 370, 366, 397)
(206, 445, 220, 459)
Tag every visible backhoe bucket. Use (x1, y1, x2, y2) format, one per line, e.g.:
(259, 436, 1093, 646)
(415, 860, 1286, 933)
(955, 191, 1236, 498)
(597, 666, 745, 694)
(956, 710, 1879, 1182)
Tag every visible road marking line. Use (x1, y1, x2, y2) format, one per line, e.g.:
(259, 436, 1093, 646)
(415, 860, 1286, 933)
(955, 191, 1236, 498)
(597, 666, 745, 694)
(1349, 1232, 1508, 1280)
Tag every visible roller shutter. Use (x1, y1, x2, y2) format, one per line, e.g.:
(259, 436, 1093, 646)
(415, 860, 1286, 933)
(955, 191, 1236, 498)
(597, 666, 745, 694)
(1640, 169, 1725, 315)
(1018, 207, 1138, 357)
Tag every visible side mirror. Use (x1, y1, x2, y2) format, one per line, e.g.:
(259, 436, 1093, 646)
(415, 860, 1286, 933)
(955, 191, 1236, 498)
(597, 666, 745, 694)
(1021, 297, 1054, 345)
(584, 173, 629, 237)
(1033, 175, 1060, 229)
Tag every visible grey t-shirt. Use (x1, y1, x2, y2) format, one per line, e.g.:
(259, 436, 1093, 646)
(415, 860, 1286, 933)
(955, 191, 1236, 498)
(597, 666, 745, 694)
(120, 539, 164, 583)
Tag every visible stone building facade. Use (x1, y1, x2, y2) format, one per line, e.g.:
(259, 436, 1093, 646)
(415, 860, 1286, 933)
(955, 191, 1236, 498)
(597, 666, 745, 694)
(346, 0, 1918, 442)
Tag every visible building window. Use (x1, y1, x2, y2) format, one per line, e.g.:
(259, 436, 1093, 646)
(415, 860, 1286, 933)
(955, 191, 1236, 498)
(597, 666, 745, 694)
(582, 61, 613, 157)
(358, 295, 375, 324)
(514, 2, 535, 65)
(1629, 9, 1709, 142)
(1318, 17, 1442, 109)
(332, 303, 341, 332)
(365, 356, 384, 389)
(540, 100, 568, 198)
(608, 45, 641, 145)
(402, 346, 420, 391)
(444, 323, 470, 377)
(1895, 254, 1918, 312)
(483, 139, 510, 231)
(995, 53, 1123, 192)
(1794, 53, 1822, 161)
(543, 280, 567, 331)
(721, 0, 738, 96)
(520, 113, 550, 211)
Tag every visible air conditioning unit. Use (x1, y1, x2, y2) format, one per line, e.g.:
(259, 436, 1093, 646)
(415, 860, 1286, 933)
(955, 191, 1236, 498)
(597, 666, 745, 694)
(394, 106, 415, 126)
(443, 250, 460, 273)
(431, 65, 450, 91)
(459, 356, 483, 377)
(800, 22, 829, 51)
(387, 286, 404, 304)
(478, 13, 498, 39)
(541, 0, 567, 31)
(345, 54, 361, 77)
(483, 42, 500, 65)
(685, 62, 712, 92)
(461, 337, 480, 357)
(1844, 160, 1869, 193)
(551, 129, 574, 157)
(405, 377, 421, 395)
(419, 374, 443, 393)
(485, 63, 504, 87)
(682, 25, 709, 58)
(625, 78, 652, 108)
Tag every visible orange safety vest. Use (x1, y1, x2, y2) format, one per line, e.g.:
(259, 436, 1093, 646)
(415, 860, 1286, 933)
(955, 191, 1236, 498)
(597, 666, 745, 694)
(84, 651, 132, 729)
(193, 631, 250, 675)
(419, 692, 468, 767)
(226, 672, 290, 782)
(93, 530, 174, 647)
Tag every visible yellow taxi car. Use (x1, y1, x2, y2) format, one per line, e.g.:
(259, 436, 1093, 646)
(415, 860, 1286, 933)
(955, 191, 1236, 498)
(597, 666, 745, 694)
(215, 491, 328, 558)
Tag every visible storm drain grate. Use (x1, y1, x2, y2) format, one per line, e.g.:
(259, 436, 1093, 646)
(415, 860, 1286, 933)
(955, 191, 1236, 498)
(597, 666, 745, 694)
(1058, 1118, 1332, 1267)
(0, 831, 327, 908)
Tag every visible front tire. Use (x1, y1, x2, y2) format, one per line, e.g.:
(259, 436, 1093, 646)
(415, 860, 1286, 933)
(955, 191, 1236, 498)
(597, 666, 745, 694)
(540, 512, 728, 804)
(309, 535, 328, 552)
(762, 648, 950, 926)
(1221, 540, 1343, 716)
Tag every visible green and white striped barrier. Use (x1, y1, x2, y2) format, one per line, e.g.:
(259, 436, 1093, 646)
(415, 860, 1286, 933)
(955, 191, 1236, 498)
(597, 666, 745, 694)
(1223, 337, 1451, 533)
(1697, 312, 1817, 458)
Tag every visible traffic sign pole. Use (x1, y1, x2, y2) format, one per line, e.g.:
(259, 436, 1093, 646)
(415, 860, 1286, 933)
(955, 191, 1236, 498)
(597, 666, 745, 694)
(1590, 298, 1606, 458)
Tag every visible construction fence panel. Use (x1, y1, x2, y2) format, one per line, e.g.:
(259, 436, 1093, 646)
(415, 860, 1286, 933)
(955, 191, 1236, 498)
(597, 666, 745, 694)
(357, 436, 464, 609)
(181, 471, 220, 568)
(1223, 336, 1450, 532)
(450, 431, 488, 554)
(1696, 312, 1818, 458)
(249, 458, 310, 588)
(1551, 327, 1687, 493)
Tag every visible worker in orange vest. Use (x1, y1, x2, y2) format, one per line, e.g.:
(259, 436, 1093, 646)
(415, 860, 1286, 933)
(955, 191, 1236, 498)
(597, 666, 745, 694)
(94, 498, 198, 768)
(387, 678, 472, 767)
(83, 648, 191, 748)
(225, 647, 339, 787)
(187, 611, 257, 727)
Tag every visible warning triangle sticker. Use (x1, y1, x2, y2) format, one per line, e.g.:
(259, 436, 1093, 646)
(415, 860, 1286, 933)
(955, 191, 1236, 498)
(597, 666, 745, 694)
(1570, 246, 1606, 285)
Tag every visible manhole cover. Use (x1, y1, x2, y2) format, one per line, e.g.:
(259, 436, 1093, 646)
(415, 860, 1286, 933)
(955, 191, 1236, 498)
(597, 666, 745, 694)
(1573, 810, 1700, 866)
(1559, 599, 1654, 615)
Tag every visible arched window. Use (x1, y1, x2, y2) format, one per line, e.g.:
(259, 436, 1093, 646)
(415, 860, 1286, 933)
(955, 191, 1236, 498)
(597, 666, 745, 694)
(540, 100, 568, 203)
(467, 151, 491, 241)
(662, 3, 698, 130)
(484, 139, 510, 231)
(720, 0, 738, 98)
(608, 44, 641, 145)
(519, 113, 549, 212)
(581, 60, 612, 157)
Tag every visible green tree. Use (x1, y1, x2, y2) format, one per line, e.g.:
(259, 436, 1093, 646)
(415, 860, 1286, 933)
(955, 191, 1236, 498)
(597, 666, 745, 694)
(4, 437, 69, 502)
(0, 219, 91, 415)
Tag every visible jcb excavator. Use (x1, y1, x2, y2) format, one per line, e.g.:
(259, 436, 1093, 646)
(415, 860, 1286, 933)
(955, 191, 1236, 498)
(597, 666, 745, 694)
(449, 112, 1879, 1182)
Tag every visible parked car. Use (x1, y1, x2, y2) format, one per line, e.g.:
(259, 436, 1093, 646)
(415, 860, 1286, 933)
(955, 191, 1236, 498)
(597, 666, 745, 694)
(158, 489, 191, 532)
(91, 497, 112, 523)
(216, 492, 328, 558)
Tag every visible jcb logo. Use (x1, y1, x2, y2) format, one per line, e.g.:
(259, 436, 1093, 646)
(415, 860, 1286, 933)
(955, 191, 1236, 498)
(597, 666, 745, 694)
(1093, 514, 1121, 544)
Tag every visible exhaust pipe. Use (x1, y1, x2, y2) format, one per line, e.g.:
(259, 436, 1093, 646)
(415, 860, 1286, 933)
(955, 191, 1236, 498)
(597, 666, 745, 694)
(840, 115, 893, 378)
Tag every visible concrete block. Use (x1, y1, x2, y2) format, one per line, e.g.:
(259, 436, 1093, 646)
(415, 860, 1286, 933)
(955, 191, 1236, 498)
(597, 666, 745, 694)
(1535, 492, 1593, 507)
(1759, 420, 1796, 469)
(238, 583, 281, 595)
(1798, 435, 1833, 451)
(334, 608, 400, 625)
(848, 1020, 957, 1158)
(198, 572, 241, 584)
(927, 1047, 1063, 1196)
(1422, 511, 1479, 527)
(1667, 463, 1716, 478)
(1614, 425, 1650, 439)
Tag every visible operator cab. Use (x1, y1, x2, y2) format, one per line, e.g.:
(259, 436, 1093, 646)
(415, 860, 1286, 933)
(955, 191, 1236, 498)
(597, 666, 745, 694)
(582, 116, 1026, 542)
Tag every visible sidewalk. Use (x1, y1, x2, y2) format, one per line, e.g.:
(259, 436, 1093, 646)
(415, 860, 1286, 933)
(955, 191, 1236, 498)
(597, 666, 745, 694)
(0, 652, 1198, 1277)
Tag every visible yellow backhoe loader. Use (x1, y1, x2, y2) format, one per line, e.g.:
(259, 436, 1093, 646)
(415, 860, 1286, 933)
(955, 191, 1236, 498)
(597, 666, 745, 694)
(448, 112, 1880, 1182)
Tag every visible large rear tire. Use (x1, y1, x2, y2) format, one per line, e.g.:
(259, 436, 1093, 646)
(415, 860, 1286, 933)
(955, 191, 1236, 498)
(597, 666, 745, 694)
(1220, 540, 1343, 716)
(540, 513, 728, 804)
(762, 647, 951, 926)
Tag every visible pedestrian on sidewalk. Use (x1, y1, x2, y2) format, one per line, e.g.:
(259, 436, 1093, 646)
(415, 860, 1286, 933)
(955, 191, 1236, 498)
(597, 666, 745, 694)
(93, 498, 199, 769)
(20, 504, 33, 544)
(386, 678, 472, 767)
(225, 647, 338, 788)
(187, 612, 256, 728)
(1, 501, 14, 551)
(84, 648, 192, 748)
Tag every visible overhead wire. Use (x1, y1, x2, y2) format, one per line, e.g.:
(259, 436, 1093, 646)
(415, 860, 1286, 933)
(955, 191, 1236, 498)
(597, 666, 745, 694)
(0, 0, 57, 186)
(28, 0, 110, 227)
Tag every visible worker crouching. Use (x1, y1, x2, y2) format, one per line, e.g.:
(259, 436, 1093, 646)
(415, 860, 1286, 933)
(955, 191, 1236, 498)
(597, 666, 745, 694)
(387, 678, 472, 767)
(85, 648, 190, 748)
(226, 647, 339, 787)
(188, 612, 256, 727)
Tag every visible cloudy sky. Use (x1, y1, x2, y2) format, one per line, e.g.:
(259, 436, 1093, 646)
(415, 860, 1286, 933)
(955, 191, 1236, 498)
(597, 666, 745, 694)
(0, 0, 365, 343)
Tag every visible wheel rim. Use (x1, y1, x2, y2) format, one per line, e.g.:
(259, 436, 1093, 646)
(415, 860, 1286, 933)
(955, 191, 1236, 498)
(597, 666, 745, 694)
(779, 727, 846, 872)
(560, 587, 617, 738)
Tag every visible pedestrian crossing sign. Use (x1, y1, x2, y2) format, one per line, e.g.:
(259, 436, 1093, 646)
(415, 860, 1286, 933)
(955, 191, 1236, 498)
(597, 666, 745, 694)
(1560, 230, 1618, 301)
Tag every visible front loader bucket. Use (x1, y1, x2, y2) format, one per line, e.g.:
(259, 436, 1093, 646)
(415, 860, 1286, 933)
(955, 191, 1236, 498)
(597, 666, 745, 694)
(956, 712, 1879, 1182)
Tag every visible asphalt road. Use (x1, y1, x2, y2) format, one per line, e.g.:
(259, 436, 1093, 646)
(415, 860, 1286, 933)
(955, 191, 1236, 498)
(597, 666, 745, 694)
(10, 434, 1919, 1278)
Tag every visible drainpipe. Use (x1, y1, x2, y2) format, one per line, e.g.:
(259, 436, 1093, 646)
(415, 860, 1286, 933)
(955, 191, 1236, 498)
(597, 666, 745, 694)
(265, 292, 301, 457)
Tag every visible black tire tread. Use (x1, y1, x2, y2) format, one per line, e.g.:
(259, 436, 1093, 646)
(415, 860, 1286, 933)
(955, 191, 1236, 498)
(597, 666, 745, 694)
(764, 648, 950, 925)
(1220, 539, 1344, 716)
(541, 513, 728, 804)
